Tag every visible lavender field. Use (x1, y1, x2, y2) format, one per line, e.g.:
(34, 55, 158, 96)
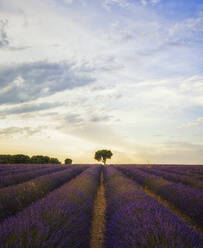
(0, 164, 203, 248)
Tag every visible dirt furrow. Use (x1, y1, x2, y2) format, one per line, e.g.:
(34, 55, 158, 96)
(90, 168, 106, 248)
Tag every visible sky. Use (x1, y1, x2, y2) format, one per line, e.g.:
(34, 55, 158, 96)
(0, 0, 203, 164)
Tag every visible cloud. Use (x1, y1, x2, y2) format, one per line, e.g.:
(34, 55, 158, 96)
(59, 112, 114, 126)
(0, 126, 43, 136)
(130, 141, 203, 164)
(167, 13, 203, 46)
(0, 19, 9, 48)
(0, 102, 63, 116)
(64, 113, 83, 124)
(59, 121, 124, 148)
(0, 60, 95, 105)
(150, 0, 160, 4)
(102, 0, 131, 10)
(63, 0, 73, 4)
(90, 114, 113, 122)
(0, 19, 29, 51)
(104, 0, 160, 8)
(140, 0, 160, 5)
(181, 117, 203, 128)
(6, 45, 32, 51)
(140, 0, 147, 5)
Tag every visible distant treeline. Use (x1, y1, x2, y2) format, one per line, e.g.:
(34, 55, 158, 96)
(0, 154, 61, 164)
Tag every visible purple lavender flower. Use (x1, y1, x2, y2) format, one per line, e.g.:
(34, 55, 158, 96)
(104, 166, 203, 248)
(0, 166, 100, 247)
(117, 165, 203, 228)
(0, 165, 87, 222)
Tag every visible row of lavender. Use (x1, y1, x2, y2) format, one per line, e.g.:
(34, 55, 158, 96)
(116, 165, 203, 228)
(116, 164, 203, 179)
(137, 166, 203, 189)
(0, 165, 87, 222)
(0, 165, 69, 188)
(103, 166, 203, 248)
(155, 164, 203, 177)
(158, 165, 203, 180)
(0, 164, 50, 175)
(0, 166, 101, 247)
(148, 164, 203, 180)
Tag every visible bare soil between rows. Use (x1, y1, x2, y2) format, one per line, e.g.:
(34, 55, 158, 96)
(90, 169, 106, 248)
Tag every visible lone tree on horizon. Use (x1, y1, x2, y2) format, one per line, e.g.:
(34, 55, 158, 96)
(94, 149, 113, 165)
(64, 158, 72, 164)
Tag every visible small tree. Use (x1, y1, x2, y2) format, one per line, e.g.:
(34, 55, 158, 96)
(11, 154, 31, 164)
(31, 155, 50, 164)
(0, 155, 12, 164)
(94, 149, 113, 165)
(49, 158, 61, 164)
(65, 158, 72, 164)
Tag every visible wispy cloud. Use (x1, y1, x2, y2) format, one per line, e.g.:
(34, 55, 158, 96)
(181, 117, 203, 128)
(0, 19, 31, 51)
(64, 113, 84, 124)
(135, 141, 203, 164)
(102, 0, 130, 10)
(0, 19, 9, 48)
(0, 61, 95, 104)
(150, 0, 160, 4)
(140, 0, 161, 6)
(63, 0, 73, 4)
(0, 102, 63, 116)
(0, 126, 44, 137)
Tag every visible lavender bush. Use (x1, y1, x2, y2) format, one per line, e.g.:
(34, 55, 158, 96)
(160, 166, 203, 181)
(0, 164, 42, 173)
(0, 164, 49, 176)
(0, 165, 67, 188)
(151, 165, 203, 178)
(138, 167, 203, 189)
(104, 166, 203, 248)
(117, 165, 203, 228)
(0, 166, 100, 247)
(0, 165, 87, 222)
